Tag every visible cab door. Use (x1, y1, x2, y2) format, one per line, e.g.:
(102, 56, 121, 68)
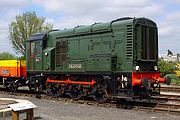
(30, 42, 35, 70)
(34, 41, 42, 70)
(30, 41, 42, 71)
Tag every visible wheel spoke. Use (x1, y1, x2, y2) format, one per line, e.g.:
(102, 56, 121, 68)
(69, 85, 83, 100)
(46, 83, 64, 97)
(6, 82, 18, 92)
(93, 84, 108, 103)
(28, 78, 36, 92)
(46, 83, 53, 95)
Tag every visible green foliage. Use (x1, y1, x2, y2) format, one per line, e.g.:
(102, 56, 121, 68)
(17, 55, 26, 60)
(9, 11, 53, 56)
(171, 78, 180, 85)
(166, 74, 180, 85)
(158, 59, 177, 76)
(0, 52, 16, 60)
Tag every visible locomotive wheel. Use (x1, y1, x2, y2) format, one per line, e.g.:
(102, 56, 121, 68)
(57, 85, 65, 97)
(93, 84, 108, 103)
(69, 85, 83, 101)
(28, 78, 36, 92)
(46, 83, 52, 95)
(142, 78, 151, 91)
(46, 83, 64, 97)
(7, 82, 18, 92)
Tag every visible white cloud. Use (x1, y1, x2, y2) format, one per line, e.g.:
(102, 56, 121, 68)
(0, 0, 30, 8)
(32, 0, 159, 16)
(166, 12, 180, 22)
(138, 3, 163, 17)
(159, 12, 180, 35)
(54, 16, 98, 29)
(158, 12, 180, 53)
(171, 0, 180, 4)
(159, 24, 173, 36)
(32, 0, 162, 29)
(0, 1, 24, 54)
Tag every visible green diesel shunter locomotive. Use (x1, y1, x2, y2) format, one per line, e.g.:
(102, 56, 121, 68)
(26, 17, 170, 103)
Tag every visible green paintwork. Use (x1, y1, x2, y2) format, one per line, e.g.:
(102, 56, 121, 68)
(43, 47, 55, 71)
(26, 17, 158, 74)
(26, 42, 30, 71)
(52, 18, 134, 72)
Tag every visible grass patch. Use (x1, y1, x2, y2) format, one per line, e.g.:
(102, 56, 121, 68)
(171, 78, 180, 85)
(165, 74, 180, 85)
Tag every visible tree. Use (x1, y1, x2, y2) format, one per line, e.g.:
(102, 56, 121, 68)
(0, 52, 16, 60)
(9, 12, 53, 56)
(158, 59, 177, 76)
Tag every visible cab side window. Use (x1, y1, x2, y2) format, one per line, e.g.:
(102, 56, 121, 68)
(35, 42, 41, 56)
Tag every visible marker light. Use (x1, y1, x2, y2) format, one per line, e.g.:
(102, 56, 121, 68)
(136, 66, 140, 71)
(154, 66, 158, 71)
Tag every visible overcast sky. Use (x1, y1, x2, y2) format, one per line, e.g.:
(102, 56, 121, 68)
(0, 0, 179, 55)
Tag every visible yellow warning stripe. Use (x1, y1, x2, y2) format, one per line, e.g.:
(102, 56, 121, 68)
(0, 60, 26, 67)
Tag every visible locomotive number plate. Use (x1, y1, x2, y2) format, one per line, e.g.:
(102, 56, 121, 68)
(68, 64, 82, 69)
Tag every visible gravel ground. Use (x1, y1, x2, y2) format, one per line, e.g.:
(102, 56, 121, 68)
(0, 93, 179, 120)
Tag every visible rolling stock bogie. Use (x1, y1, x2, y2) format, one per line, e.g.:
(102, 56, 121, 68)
(46, 83, 64, 97)
(69, 84, 84, 100)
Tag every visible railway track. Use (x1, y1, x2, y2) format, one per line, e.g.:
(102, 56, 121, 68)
(161, 86, 180, 92)
(0, 87, 180, 115)
(159, 85, 180, 102)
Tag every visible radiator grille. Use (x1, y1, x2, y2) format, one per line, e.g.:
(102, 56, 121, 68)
(141, 26, 157, 60)
(126, 25, 133, 59)
(56, 40, 67, 66)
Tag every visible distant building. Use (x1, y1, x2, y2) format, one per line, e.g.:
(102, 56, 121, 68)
(159, 53, 180, 62)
